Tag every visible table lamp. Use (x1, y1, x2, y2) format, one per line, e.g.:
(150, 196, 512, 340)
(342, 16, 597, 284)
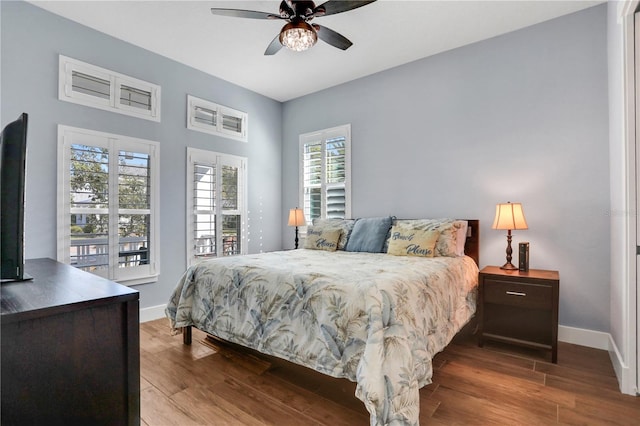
(492, 202, 528, 270)
(287, 207, 306, 249)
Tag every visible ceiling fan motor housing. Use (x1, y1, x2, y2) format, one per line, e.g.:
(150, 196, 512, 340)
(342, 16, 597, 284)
(281, 1, 320, 19)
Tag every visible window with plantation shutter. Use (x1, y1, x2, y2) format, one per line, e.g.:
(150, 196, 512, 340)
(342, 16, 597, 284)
(59, 55, 161, 122)
(186, 148, 247, 266)
(57, 126, 160, 286)
(187, 95, 248, 142)
(299, 124, 351, 224)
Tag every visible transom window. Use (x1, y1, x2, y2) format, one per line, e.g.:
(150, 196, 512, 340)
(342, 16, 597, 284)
(59, 55, 161, 122)
(187, 95, 248, 142)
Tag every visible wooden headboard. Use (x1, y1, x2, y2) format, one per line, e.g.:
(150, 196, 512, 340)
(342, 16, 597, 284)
(463, 219, 480, 267)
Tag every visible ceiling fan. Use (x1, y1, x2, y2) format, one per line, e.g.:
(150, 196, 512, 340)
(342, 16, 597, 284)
(210, 1, 377, 55)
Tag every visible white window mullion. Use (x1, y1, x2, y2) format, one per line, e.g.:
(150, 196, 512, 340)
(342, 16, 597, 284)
(63, 62, 74, 98)
(109, 76, 117, 109)
(186, 150, 195, 264)
(215, 157, 224, 258)
(150, 87, 159, 118)
(320, 141, 327, 218)
(243, 160, 248, 252)
(57, 132, 72, 264)
(108, 138, 119, 280)
(148, 144, 158, 275)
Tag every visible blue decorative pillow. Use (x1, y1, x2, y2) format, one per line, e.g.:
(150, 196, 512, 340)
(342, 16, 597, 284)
(345, 216, 393, 253)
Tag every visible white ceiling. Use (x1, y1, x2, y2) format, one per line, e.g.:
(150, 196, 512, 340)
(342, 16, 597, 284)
(29, 0, 602, 102)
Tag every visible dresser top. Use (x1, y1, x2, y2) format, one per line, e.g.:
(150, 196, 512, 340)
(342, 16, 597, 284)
(480, 265, 559, 281)
(1, 258, 138, 323)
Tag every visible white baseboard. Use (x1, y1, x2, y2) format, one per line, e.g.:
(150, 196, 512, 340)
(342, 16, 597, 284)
(140, 304, 167, 323)
(558, 325, 611, 350)
(518, 325, 638, 395)
(607, 334, 638, 396)
(558, 326, 638, 395)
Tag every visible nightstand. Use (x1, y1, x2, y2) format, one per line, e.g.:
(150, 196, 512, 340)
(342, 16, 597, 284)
(478, 266, 560, 363)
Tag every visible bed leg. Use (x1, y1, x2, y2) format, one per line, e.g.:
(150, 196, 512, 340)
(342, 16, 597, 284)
(183, 326, 192, 345)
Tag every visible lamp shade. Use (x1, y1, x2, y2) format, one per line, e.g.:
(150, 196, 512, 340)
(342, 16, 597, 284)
(492, 202, 528, 230)
(287, 208, 306, 227)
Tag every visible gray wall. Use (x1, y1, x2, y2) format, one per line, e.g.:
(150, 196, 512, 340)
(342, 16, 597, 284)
(1, 1, 283, 309)
(282, 5, 610, 332)
(2, 1, 612, 333)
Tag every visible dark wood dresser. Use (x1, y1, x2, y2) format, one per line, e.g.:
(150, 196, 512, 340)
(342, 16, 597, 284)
(478, 265, 560, 363)
(1, 258, 140, 425)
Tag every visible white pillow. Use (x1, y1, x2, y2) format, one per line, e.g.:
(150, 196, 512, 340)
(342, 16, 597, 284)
(455, 221, 468, 257)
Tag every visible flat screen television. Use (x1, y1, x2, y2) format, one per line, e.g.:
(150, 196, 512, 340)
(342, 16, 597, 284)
(1, 113, 32, 282)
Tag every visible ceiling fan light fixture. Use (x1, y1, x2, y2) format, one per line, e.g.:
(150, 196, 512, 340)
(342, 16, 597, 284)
(279, 20, 317, 52)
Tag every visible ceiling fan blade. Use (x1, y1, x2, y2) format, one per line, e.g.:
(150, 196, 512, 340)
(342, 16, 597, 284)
(315, 24, 353, 50)
(264, 34, 284, 55)
(313, 1, 377, 17)
(210, 8, 283, 20)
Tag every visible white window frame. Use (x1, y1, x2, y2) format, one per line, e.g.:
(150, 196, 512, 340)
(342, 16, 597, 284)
(187, 95, 248, 142)
(298, 124, 352, 226)
(58, 55, 161, 122)
(57, 125, 160, 285)
(186, 147, 248, 267)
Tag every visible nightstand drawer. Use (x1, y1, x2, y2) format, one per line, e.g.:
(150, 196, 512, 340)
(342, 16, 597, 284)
(484, 279, 552, 310)
(478, 266, 559, 363)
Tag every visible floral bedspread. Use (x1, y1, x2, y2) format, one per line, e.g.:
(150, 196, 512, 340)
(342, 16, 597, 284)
(166, 249, 478, 425)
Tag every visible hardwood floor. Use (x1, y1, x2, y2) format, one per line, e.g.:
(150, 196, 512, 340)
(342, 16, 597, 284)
(140, 319, 639, 425)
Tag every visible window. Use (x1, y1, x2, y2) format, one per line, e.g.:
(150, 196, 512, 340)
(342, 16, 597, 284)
(58, 55, 161, 122)
(57, 126, 159, 285)
(186, 148, 247, 266)
(299, 124, 351, 223)
(187, 95, 248, 142)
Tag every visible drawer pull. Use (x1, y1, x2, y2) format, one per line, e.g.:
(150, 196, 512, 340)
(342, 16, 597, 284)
(506, 291, 527, 297)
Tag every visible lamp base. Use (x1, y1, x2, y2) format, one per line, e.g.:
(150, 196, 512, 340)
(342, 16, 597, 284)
(500, 230, 518, 271)
(500, 262, 519, 271)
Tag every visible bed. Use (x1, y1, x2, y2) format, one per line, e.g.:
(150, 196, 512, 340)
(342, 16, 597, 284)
(166, 218, 479, 425)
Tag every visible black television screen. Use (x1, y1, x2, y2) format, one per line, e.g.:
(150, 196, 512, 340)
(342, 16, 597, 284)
(1, 113, 32, 282)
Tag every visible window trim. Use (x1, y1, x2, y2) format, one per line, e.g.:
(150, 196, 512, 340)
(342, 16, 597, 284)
(57, 125, 160, 286)
(58, 55, 161, 122)
(187, 95, 248, 142)
(298, 124, 352, 226)
(186, 147, 248, 267)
